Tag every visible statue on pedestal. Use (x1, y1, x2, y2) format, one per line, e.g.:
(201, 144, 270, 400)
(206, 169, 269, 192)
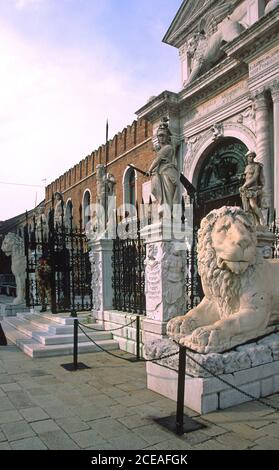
(167, 206, 279, 354)
(239, 151, 265, 226)
(147, 118, 180, 217)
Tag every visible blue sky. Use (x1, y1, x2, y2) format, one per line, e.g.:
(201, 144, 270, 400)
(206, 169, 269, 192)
(0, 0, 182, 220)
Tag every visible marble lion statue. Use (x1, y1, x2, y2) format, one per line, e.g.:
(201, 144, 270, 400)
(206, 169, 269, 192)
(167, 207, 279, 354)
(1, 232, 26, 305)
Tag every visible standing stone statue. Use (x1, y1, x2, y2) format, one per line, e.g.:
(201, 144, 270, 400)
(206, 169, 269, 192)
(96, 165, 106, 209)
(148, 118, 180, 217)
(54, 192, 64, 227)
(106, 173, 116, 196)
(35, 205, 48, 241)
(239, 151, 265, 226)
(1, 233, 26, 305)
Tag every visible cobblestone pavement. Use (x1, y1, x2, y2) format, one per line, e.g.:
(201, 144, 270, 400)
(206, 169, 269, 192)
(0, 345, 278, 450)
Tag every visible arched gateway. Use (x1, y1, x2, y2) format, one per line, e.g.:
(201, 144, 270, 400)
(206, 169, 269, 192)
(194, 137, 247, 226)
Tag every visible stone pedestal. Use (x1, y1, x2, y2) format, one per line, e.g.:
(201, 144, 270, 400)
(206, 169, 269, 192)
(88, 237, 114, 318)
(257, 227, 276, 258)
(141, 221, 187, 343)
(145, 333, 279, 414)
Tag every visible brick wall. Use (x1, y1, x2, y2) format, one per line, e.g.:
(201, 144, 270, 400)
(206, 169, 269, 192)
(45, 119, 153, 224)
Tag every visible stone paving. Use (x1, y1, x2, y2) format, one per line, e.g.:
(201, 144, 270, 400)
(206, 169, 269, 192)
(0, 344, 278, 450)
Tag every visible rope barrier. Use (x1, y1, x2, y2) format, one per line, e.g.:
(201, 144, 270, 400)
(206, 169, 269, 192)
(78, 318, 137, 332)
(78, 322, 180, 364)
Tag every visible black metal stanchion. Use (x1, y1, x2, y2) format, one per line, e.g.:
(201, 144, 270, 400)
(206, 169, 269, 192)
(136, 315, 140, 361)
(176, 345, 187, 435)
(127, 316, 142, 362)
(73, 318, 78, 370)
(61, 318, 90, 371)
(154, 344, 205, 435)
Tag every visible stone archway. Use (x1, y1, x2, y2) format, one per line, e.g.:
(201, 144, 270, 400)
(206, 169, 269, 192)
(194, 137, 248, 225)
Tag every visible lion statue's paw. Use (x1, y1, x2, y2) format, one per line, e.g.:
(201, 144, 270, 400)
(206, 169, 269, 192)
(180, 326, 222, 353)
(167, 315, 198, 337)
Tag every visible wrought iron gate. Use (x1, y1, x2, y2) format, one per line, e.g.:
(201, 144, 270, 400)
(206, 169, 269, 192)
(112, 205, 146, 314)
(24, 201, 92, 314)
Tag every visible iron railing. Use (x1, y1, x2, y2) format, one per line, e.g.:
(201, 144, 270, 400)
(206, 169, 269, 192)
(24, 198, 92, 314)
(112, 203, 146, 315)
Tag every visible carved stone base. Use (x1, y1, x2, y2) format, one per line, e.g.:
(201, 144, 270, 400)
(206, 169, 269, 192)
(145, 333, 279, 414)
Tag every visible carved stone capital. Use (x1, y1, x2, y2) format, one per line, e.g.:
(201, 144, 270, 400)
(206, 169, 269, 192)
(251, 88, 268, 110)
(270, 80, 279, 102)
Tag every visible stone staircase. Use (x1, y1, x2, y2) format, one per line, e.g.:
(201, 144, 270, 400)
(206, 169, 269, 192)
(1, 312, 119, 358)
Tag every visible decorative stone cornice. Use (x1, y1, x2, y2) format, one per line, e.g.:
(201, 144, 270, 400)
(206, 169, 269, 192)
(179, 59, 248, 108)
(136, 91, 179, 123)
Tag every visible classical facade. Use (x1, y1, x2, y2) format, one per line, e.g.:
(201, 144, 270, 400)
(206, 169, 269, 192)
(38, 0, 279, 357)
(137, 0, 279, 226)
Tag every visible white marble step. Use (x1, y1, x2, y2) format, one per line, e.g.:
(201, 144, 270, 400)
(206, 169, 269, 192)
(2, 320, 119, 358)
(3, 317, 112, 345)
(16, 313, 104, 335)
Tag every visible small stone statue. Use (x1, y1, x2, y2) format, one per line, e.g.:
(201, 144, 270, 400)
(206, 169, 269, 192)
(36, 258, 52, 312)
(54, 192, 64, 227)
(35, 205, 48, 241)
(239, 151, 265, 226)
(96, 165, 106, 209)
(147, 118, 180, 217)
(106, 173, 116, 196)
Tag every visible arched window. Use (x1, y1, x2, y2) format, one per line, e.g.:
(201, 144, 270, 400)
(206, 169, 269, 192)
(129, 170, 135, 206)
(65, 200, 73, 228)
(123, 167, 137, 217)
(83, 190, 91, 228)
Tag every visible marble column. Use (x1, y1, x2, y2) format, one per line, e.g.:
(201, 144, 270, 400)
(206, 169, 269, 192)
(253, 89, 273, 213)
(270, 81, 279, 222)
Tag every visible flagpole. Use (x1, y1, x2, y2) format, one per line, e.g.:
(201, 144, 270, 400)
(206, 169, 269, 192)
(104, 119, 109, 229)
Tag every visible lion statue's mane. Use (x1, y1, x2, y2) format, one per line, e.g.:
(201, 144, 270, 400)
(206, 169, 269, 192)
(197, 208, 256, 319)
(167, 206, 279, 353)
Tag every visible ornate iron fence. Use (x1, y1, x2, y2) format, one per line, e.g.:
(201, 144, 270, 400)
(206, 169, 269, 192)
(24, 200, 92, 314)
(185, 225, 203, 312)
(112, 204, 146, 314)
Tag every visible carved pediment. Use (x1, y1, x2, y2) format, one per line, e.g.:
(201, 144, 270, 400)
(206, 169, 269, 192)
(163, 0, 240, 48)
